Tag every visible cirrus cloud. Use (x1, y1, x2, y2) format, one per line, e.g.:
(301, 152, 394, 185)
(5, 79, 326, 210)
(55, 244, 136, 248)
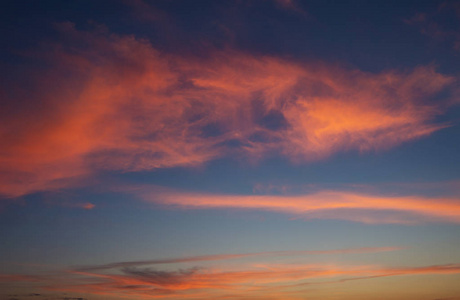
(132, 185, 460, 224)
(0, 23, 457, 198)
(7, 262, 460, 300)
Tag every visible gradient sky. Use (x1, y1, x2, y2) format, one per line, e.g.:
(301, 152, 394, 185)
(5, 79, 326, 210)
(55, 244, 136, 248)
(1, 1, 460, 299)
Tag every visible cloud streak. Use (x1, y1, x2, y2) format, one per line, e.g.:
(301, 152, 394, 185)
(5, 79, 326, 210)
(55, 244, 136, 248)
(0, 23, 457, 197)
(3, 247, 460, 300)
(136, 186, 460, 224)
(43, 262, 460, 299)
(76, 246, 401, 272)
(0, 274, 40, 282)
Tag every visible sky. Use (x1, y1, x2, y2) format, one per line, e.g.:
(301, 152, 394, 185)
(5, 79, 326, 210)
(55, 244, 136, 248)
(0, 0, 460, 299)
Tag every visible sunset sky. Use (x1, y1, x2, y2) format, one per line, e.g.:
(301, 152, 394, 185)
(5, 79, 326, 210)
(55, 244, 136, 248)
(1, 1, 460, 299)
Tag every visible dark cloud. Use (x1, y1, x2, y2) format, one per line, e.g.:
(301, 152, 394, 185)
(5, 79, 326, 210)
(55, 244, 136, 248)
(75, 246, 400, 272)
(121, 267, 199, 285)
(406, 1, 460, 52)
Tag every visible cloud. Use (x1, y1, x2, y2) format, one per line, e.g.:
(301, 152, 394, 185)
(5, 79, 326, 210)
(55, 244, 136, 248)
(75, 246, 401, 272)
(76, 202, 95, 210)
(0, 274, 40, 282)
(3, 249, 460, 300)
(45, 263, 460, 299)
(45, 200, 96, 210)
(62, 202, 95, 210)
(0, 24, 457, 198)
(134, 186, 460, 224)
(405, 1, 460, 51)
(272, 0, 308, 15)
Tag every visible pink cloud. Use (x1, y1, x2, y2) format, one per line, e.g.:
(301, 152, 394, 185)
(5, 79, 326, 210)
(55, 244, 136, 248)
(0, 24, 457, 197)
(42, 262, 460, 299)
(4, 247, 460, 300)
(135, 186, 460, 224)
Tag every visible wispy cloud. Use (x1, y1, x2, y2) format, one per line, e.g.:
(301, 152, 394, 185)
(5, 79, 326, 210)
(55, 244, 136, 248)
(46, 201, 95, 210)
(44, 263, 460, 299)
(75, 246, 401, 272)
(0, 274, 40, 282)
(405, 1, 460, 51)
(3, 247, 460, 300)
(272, 0, 308, 15)
(0, 24, 457, 198)
(133, 186, 460, 224)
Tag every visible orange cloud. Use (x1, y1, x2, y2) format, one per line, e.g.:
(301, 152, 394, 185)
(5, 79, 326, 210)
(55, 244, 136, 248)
(0, 24, 456, 197)
(41, 262, 460, 299)
(136, 187, 460, 224)
(59, 202, 95, 210)
(3, 246, 459, 300)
